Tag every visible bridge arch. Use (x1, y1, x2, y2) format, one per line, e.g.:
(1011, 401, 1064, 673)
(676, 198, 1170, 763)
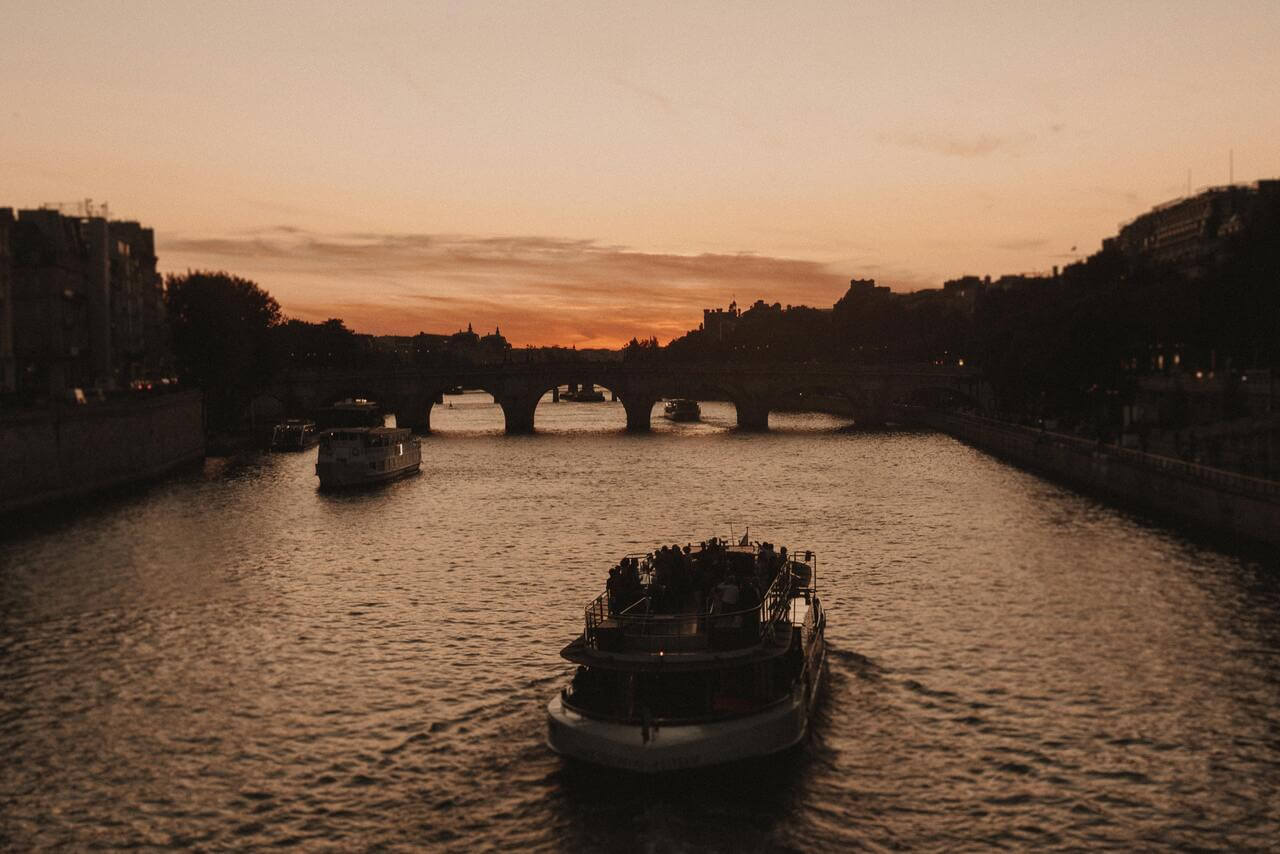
(265, 362, 983, 436)
(301, 385, 386, 425)
(616, 377, 777, 432)
(299, 384, 441, 432)
(426, 388, 506, 434)
(318, 386, 381, 407)
(544, 381, 634, 433)
(770, 378, 895, 428)
(486, 373, 634, 434)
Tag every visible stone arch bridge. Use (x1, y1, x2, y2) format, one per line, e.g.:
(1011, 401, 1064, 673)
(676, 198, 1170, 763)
(265, 361, 981, 434)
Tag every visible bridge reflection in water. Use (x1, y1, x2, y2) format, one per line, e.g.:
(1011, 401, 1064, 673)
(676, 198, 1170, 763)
(266, 361, 980, 435)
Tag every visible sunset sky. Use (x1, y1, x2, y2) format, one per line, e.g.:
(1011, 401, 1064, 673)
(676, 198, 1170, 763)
(5, 1, 1280, 346)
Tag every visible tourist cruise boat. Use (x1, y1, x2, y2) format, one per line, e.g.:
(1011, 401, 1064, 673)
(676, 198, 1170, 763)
(547, 538, 825, 772)
(663, 399, 701, 422)
(315, 426, 421, 488)
(270, 418, 319, 451)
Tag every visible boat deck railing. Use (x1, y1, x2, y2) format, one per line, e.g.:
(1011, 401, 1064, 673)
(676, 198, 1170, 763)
(583, 548, 817, 654)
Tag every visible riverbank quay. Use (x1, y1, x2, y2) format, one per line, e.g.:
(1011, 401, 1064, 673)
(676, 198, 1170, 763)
(0, 390, 205, 516)
(915, 409, 1280, 551)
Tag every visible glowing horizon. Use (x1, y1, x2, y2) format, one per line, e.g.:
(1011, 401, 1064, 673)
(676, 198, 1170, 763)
(158, 227, 855, 347)
(6, 1, 1279, 348)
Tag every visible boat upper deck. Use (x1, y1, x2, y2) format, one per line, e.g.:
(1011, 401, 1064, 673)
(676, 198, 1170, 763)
(568, 540, 817, 668)
(320, 426, 414, 446)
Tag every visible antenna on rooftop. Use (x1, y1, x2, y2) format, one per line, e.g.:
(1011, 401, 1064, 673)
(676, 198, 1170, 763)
(1186, 169, 1192, 196)
(1229, 149, 1234, 185)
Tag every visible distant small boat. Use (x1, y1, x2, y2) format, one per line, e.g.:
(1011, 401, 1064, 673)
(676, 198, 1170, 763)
(315, 426, 421, 489)
(562, 385, 606, 402)
(270, 418, 319, 451)
(663, 399, 701, 422)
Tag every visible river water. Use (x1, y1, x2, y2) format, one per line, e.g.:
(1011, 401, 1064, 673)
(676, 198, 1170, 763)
(2, 394, 1279, 851)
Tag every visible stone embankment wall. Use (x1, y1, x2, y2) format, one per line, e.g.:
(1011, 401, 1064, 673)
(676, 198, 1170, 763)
(919, 410, 1280, 550)
(0, 391, 205, 514)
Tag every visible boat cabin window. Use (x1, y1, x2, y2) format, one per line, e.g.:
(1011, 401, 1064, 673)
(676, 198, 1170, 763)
(362, 432, 404, 448)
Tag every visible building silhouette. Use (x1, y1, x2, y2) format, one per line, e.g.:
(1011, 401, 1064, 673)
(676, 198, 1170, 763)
(1105, 180, 1280, 269)
(0, 205, 169, 399)
(702, 300, 740, 341)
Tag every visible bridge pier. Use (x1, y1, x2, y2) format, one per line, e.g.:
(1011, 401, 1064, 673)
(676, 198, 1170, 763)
(621, 395, 658, 432)
(270, 363, 980, 439)
(734, 400, 771, 431)
(379, 392, 438, 434)
(495, 391, 540, 435)
(403, 407, 432, 434)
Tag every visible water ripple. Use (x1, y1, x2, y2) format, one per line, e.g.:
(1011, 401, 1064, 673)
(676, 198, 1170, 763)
(2, 403, 1279, 849)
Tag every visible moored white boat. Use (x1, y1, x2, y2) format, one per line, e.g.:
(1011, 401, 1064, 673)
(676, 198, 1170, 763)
(315, 426, 421, 488)
(547, 538, 825, 773)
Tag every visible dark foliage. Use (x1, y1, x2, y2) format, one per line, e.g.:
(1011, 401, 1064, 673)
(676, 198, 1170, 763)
(165, 270, 281, 431)
(661, 188, 1279, 429)
(270, 318, 369, 369)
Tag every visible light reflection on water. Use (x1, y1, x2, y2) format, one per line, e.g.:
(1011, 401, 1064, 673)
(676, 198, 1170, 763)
(2, 393, 1279, 850)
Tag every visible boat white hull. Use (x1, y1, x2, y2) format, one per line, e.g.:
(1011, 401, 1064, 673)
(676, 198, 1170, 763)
(547, 640, 825, 773)
(315, 458, 420, 489)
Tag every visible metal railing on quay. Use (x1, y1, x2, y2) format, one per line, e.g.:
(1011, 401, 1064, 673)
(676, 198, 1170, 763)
(930, 411, 1280, 502)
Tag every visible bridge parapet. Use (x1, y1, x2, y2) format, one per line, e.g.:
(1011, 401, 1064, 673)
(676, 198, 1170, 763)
(266, 361, 982, 434)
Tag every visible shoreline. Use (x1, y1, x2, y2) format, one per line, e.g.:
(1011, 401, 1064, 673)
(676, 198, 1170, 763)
(912, 409, 1280, 553)
(0, 391, 206, 516)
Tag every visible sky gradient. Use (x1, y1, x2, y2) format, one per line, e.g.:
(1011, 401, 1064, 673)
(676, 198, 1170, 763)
(5, 1, 1280, 346)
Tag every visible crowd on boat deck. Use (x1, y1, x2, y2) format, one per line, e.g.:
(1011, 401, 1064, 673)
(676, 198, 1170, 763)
(605, 539, 792, 619)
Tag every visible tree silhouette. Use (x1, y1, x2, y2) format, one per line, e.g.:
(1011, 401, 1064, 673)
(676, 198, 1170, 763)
(271, 317, 367, 369)
(165, 270, 281, 431)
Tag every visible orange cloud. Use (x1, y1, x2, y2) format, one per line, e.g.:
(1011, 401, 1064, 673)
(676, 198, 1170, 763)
(159, 228, 855, 347)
